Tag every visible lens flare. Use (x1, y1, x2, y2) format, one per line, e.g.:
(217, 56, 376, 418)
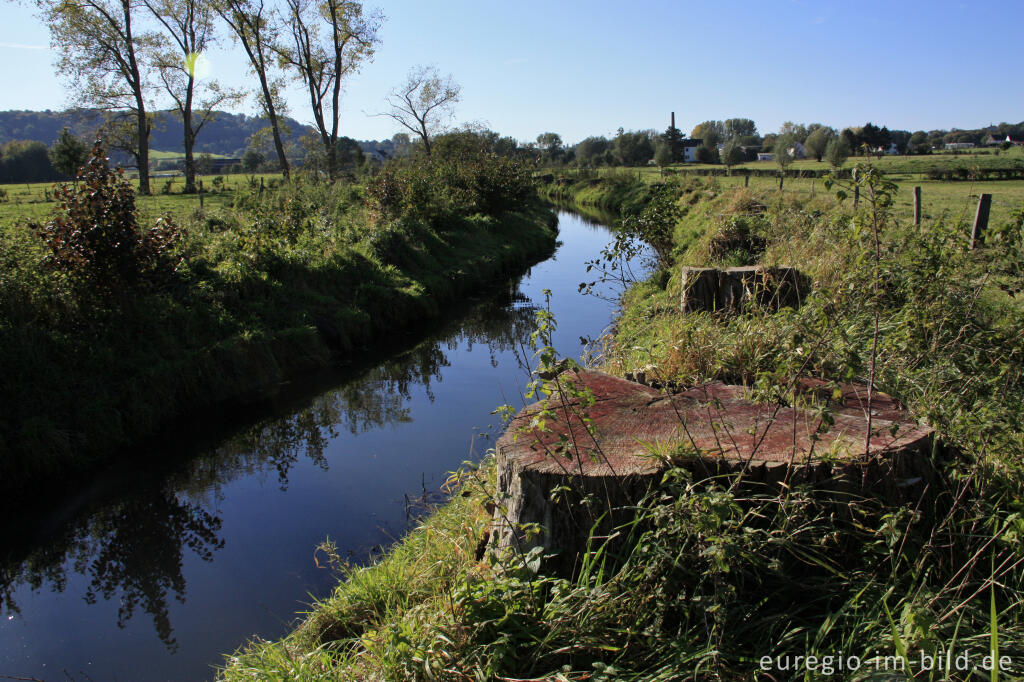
(185, 52, 212, 80)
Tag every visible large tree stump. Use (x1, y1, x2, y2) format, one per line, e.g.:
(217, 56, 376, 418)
(680, 265, 808, 314)
(492, 370, 934, 575)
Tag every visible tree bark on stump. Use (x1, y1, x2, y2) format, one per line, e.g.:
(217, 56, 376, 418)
(680, 265, 809, 314)
(492, 370, 936, 576)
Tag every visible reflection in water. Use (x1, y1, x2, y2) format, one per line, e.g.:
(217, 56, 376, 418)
(1, 490, 224, 650)
(0, 281, 541, 650)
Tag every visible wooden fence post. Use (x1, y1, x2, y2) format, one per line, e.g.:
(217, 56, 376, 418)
(744, 174, 749, 188)
(971, 193, 992, 249)
(778, 175, 784, 191)
(913, 186, 921, 227)
(854, 185, 859, 208)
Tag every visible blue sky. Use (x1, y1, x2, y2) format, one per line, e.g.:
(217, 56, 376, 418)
(1, 0, 1022, 144)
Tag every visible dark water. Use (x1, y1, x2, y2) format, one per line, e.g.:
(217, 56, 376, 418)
(0, 210, 632, 681)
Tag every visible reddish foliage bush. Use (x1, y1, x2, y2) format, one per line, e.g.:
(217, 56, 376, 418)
(32, 141, 185, 292)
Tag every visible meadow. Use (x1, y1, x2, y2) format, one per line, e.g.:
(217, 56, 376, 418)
(0, 172, 285, 223)
(562, 155, 1024, 232)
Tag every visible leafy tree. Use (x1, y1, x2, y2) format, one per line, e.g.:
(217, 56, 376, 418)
(241, 148, 264, 171)
(334, 136, 363, 169)
(663, 123, 684, 162)
(612, 130, 653, 166)
(859, 122, 891, 154)
(379, 65, 460, 157)
(216, 0, 290, 177)
(390, 132, 411, 157)
(2, 140, 58, 183)
(908, 131, 930, 155)
(42, 0, 156, 194)
(691, 120, 724, 149)
(721, 138, 743, 171)
(49, 127, 89, 177)
(695, 144, 718, 164)
(146, 0, 243, 192)
(724, 118, 758, 140)
(775, 133, 797, 171)
(888, 130, 910, 154)
(281, 0, 381, 179)
(575, 136, 609, 166)
(535, 132, 564, 164)
(804, 126, 833, 162)
(840, 128, 859, 156)
(825, 136, 851, 169)
(760, 133, 777, 153)
(617, 183, 679, 269)
(778, 121, 809, 143)
(653, 138, 672, 172)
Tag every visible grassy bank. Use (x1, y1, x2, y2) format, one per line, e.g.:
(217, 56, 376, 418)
(0, 150, 557, 493)
(221, 169, 1024, 680)
(543, 166, 1024, 229)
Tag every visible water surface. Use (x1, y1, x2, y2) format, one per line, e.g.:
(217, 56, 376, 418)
(0, 210, 633, 681)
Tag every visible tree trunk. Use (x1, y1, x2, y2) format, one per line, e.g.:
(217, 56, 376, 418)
(257, 73, 289, 179)
(492, 370, 937, 576)
(136, 106, 150, 195)
(183, 80, 196, 193)
(680, 266, 808, 315)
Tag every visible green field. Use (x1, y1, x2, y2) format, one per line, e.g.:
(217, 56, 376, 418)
(565, 164, 1024, 230)
(0, 172, 284, 224)
(148, 149, 232, 160)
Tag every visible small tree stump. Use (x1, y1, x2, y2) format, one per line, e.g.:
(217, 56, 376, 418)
(492, 370, 934, 574)
(680, 265, 808, 314)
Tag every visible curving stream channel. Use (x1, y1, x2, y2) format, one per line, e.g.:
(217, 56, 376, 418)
(0, 209, 637, 681)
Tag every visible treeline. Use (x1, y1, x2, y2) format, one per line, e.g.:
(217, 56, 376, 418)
(0, 109, 314, 157)
(0, 140, 61, 184)
(536, 118, 1024, 169)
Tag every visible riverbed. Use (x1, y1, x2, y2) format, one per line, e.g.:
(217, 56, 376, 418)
(0, 209, 635, 681)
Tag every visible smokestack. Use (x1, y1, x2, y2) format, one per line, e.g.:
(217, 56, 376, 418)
(671, 111, 675, 130)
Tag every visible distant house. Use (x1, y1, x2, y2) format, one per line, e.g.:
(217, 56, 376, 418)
(757, 152, 774, 162)
(681, 138, 703, 162)
(944, 142, 976, 150)
(984, 134, 1024, 147)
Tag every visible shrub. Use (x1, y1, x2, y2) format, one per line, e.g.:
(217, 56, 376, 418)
(366, 150, 533, 226)
(31, 142, 185, 293)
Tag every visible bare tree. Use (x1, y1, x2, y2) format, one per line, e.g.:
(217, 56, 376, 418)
(379, 66, 460, 156)
(215, 0, 291, 177)
(281, 0, 381, 178)
(43, 0, 157, 194)
(146, 0, 242, 192)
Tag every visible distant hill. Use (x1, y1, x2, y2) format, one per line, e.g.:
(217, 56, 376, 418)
(0, 109, 316, 157)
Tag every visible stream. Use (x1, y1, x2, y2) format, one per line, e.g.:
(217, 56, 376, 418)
(0, 209, 635, 681)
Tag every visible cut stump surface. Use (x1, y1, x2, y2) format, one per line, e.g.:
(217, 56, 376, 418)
(492, 369, 935, 571)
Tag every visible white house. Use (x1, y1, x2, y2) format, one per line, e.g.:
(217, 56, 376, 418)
(681, 138, 702, 162)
